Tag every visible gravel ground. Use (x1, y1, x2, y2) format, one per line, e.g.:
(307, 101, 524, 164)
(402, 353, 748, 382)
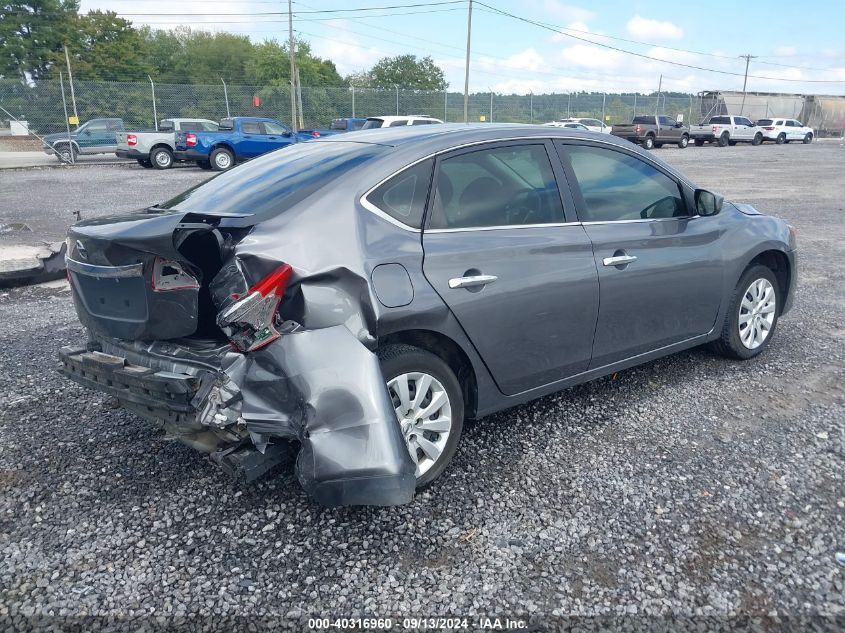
(0, 142, 843, 631)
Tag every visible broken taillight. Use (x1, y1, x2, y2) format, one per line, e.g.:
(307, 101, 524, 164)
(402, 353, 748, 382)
(151, 257, 200, 292)
(127, 134, 137, 147)
(216, 264, 293, 352)
(185, 133, 197, 147)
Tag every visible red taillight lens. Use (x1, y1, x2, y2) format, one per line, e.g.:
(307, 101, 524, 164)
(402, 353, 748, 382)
(712, 125, 717, 133)
(127, 134, 137, 146)
(217, 264, 293, 352)
(185, 133, 197, 147)
(634, 125, 641, 135)
(151, 257, 200, 292)
(763, 126, 775, 130)
(310, 131, 320, 138)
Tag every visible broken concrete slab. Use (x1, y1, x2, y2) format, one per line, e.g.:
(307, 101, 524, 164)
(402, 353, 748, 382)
(0, 241, 66, 288)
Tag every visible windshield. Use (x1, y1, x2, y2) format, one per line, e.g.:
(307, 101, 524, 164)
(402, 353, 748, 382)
(158, 141, 387, 218)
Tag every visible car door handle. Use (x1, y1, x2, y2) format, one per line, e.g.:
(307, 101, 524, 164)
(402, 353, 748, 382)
(448, 274, 498, 289)
(603, 255, 637, 267)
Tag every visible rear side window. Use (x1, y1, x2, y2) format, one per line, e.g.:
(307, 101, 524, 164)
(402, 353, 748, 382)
(330, 119, 346, 130)
(775, 120, 784, 125)
(562, 145, 686, 222)
(411, 119, 432, 125)
(362, 119, 384, 129)
(428, 144, 565, 229)
(241, 122, 262, 134)
(352, 120, 366, 130)
(388, 120, 408, 127)
(366, 159, 433, 229)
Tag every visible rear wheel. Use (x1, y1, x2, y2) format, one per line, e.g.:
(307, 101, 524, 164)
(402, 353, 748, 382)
(694, 138, 705, 147)
(776, 133, 786, 144)
(150, 147, 174, 170)
(379, 344, 464, 489)
(718, 133, 730, 147)
(210, 147, 234, 171)
(642, 134, 655, 150)
(710, 265, 780, 360)
(752, 133, 763, 146)
(803, 133, 813, 144)
(678, 135, 689, 149)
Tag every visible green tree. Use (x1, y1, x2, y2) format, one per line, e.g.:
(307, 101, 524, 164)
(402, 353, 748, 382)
(365, 54, 447, 90)
(245, 39, 344, 87)
(58, 11, 152, 81)
(0, 0, 80, 82)
(180, 30, 253, 84)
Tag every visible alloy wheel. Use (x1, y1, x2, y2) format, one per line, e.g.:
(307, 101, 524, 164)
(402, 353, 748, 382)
(387, 371, 453, 479)
(738, 278, 776, 350)
(215, 152, 232, 169)
(154, 150, 172, 168)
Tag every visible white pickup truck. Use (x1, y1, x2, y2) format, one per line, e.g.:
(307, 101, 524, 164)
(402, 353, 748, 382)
(115, 118, 219, 169)
(689, 115, 764, 147)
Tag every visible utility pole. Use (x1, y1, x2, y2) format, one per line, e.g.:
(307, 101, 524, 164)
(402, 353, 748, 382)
(288, 0, 298, 133)
(63, 45, 79, 128)
(654, 74, 663, 117)
(463, 0, 472, 123)
(739, 54, 757, 115)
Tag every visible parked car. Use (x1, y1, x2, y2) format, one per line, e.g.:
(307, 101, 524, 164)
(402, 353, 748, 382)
(116, 118, 219, 169)
(60, 124, 796, 507)
(756, 118, 815, 144)
(544, 118, 610, 133)
(315, 117, 368, 136)
(611, 115, 689, 149)
(173, 117, 315, 170)
(689, 115, 763, 147)
(361, 115, 444, 128)
(42, 118, 124, 163)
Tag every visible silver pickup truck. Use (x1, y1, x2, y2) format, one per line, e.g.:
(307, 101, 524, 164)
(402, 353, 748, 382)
(689, 115, 764, 147)
(116, 118, 219, 169)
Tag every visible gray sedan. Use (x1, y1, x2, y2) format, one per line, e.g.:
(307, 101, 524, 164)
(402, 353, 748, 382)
(61, 124, 797, 506)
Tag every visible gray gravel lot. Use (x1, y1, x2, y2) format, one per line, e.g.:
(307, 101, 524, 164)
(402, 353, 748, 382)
(0, 142, 844, 630)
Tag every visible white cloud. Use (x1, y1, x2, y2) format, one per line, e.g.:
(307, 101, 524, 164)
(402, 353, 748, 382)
(626, 15, 684, 41)
(774, 46, 797, 56)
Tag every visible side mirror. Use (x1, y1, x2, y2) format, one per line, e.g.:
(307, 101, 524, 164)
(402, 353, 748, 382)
(82, 129, 91, 136)
(695, 189, 724, 216)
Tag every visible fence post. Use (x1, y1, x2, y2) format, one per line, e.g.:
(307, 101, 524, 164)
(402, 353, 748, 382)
(601, 93, 606, 128)
(633, 93, 637, 119)
(567, 92, 571, 117)
(489, 90, 493, 123)
(444, 91, 448, 122)
(351, 86, 355, 118)
(529, 91, 533, 123)
(221, 78, 231, 118)
(148, 76, 158, 131)
(395, 85, 399, 115)
(59, 72, 74, 164)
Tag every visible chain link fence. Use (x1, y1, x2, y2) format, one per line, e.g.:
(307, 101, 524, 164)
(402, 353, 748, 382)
(0, 79, 703, 135)
(2, 79, 842, 137)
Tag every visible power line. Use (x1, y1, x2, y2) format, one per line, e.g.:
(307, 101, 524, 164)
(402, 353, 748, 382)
(475, 1, 845, 83)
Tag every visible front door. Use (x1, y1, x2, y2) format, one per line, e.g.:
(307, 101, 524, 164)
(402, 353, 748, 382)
(421, 141, 599, 395)
(556, 141, 725, 369)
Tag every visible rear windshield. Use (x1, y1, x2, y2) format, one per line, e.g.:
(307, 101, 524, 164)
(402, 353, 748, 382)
(757, 119, 773, 126)
(158, 141, 387, 218)
(709, 116, 731, 124)
(632, 116, 656, 124)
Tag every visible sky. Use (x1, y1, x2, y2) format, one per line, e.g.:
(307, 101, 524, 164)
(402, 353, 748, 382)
(78, 0, 845, 95)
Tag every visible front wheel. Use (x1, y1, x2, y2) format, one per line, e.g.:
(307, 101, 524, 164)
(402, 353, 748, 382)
(210, 147, 234, 171)
(752, 133, 763, 146)
(379, 344, 464, 489)
(678, 135, 689, 149)
(803, 133, 813, 144)
(710, 265, 780, 360)
(642, 135, 655, 150)
(55, 144, 77, 163)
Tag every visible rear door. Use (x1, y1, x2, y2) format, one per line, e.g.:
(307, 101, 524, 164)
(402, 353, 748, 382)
(555, 141, 725, 369)
(421, 140, 599, 395)
(235, 120, 265, 158)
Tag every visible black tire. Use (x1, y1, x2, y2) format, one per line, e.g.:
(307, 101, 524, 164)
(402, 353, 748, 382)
(198, 161, 213, 170)
(776, 133, 786, 144)
(642, 134, 655, 150)
(54, 143, 77, 163)
(210, 147, 234, 171)
(717, 133, 730, 147)
(678, 135, 689, 149)
(150, 146, 174, 170)
(752, 133, 763, 146)
(378, 344, 464, 489)
(803, 133, 812, 144)
(710, 264, 780, 361)
(694, 138, 705, 147)
(137, 158, 153, 168)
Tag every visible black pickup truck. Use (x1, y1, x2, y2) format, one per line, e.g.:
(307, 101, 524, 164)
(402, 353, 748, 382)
(611, 115, 690, 150)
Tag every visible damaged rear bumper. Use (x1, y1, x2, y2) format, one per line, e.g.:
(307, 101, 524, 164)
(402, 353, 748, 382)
(59, 327, 416, 506)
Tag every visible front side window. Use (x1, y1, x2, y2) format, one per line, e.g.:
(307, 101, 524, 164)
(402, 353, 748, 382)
(428, 144, 565, 229)
(263, 121, 289, 135)
(366, 159, 433, 229)
(563, 145, 687, 222)
(85, 121, 109, 132)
